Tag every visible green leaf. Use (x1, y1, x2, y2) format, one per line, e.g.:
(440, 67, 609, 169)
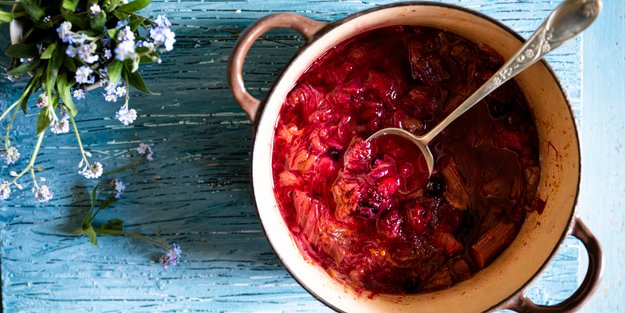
(36, 105, 52, 135)
(7, 59, 41, 76)
(108, 60, 123, 84)
(103, 0, 122, 12)
(90, 11, 106, 31)
(40, 43, 57, 59)
(62, 0, 80, 11)
(18, 68, 43, 114)
(90, 184, 100, 209)
(128, 15, 148, 31)
(64, 14, 90, 29)
(118, 0, 152, 12)
(99, 198, 118, 211)
(124, 65, 159, 95)
(20, 0, 45, 21)
(111, 10, 129, 21)
(5, 43, 38, 58)
(107, 28, 118, 41)
(56, 73, 78, 117)
(64, 57, 77, 72)
(84, 225, 98, 245)
(45, 49, 64, 96)
(0, 10, 14, 23)
(104, 218, 124, 230)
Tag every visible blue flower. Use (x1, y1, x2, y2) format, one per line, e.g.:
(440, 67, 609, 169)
(1, 146, 20, 165)
(34, 185, 54, 203)
(117, 26, 135, 42)
(0, 181, 10, 200)
(75, 66, 94, 84)
(112, 179, 125, 199)
(115, 106, 137, 125)
(114, 40, 136, 61)
(89, 4, 101, 15)
(115, 19, 129, 29)
(78, 42, 99, 64)
(103, 49, 112, 60)
(159, 243, 182, 269)
(73, 88, 86, 100)
(56, 21, 73, 43)
(66, 45, 77, 57)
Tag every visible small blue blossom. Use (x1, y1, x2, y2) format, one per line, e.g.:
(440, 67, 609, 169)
(79, 162, 104, 179)
(137, 143, 154, 161)
(117, 26, 135, 42)
(1, 146, 20, 165)
(104, 94, 118, 102)
(72, 33, 88, 45)
(57, 21, 73, 43)
(114, 40, 136, 61)
(75, 66, 94, 84)
(149, 27, 176, 51)
(115, 19, 129, 29)
(36, 93, 48, 108)
(73, 88, 86, 100)
(50, 117, 70, 134)
(66, 45, 77, 58)
(115, 106, 137, 125)
(43, 15, 51, 23)
(103, 49, 112, 60)
(89, 3, 101, 15)
(154, 15, 171, 28)
(35, 185, 54, 203)
(78, 42, 99, 64)
(159, 243, 182, 269)
(0, 181, 10, 200)
(112, 179, 125, 199)
(115, 86, 127, 98)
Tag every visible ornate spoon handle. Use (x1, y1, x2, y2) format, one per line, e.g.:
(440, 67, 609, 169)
(420, 0, 601, 145)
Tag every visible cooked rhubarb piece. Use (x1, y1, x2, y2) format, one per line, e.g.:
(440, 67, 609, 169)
(272, 26, 542, 293)
(470, 222, 517, 269)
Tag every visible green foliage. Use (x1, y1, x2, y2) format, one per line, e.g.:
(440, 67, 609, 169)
(62, 0, 80, 12)
(125, 64, 159, 95)
(0, 10, 13, 23)
(118, 0, 152, 13)
(5, 43, 38, 58)
(40, 43, 57, 59)
(20, 0, 45, 21)
(56, 73, 77, 117)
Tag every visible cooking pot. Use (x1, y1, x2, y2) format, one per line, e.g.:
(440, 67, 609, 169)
(227, 2, 602, 312)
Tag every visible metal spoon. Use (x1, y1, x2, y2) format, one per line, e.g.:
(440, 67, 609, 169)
(367, 0, 601, 176)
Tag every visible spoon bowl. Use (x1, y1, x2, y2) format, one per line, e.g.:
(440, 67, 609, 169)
(367, 0, 601, 176)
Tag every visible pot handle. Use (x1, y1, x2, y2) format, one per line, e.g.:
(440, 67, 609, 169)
(503, 216, 603, 312)
(228, 14, 326, 122)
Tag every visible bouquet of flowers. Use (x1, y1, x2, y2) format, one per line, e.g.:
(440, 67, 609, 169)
(0, 0, 174, 202)
(0, 0, 182, 268)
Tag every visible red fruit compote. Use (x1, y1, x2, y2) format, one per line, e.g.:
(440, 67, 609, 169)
(271, 26, 544, 294)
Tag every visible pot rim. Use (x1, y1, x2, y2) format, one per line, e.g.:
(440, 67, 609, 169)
(249, 2, 581, 311)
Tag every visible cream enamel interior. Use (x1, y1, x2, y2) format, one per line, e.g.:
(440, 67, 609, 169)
(252, 4, 580, 313)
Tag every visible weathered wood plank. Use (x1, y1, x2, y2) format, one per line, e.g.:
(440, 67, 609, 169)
(0, 0, 588, 312)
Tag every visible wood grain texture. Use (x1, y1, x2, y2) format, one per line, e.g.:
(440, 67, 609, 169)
(577, 0, 625, 312)
(0, 0, 594, 312)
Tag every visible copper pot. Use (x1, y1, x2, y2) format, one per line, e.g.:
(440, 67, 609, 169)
(228, 3, 602, 312)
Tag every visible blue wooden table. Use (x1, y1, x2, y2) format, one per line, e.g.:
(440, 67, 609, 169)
(0, 0, 623, 312)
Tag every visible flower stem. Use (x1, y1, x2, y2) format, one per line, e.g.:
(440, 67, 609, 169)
(69, 114, 91, 167)
(29, 168, 39, 189)
(0, 100, 19, 123)
(4, 102, 19, 150)
(96, 228, 169, 250)
(10, 131, 45, 185)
